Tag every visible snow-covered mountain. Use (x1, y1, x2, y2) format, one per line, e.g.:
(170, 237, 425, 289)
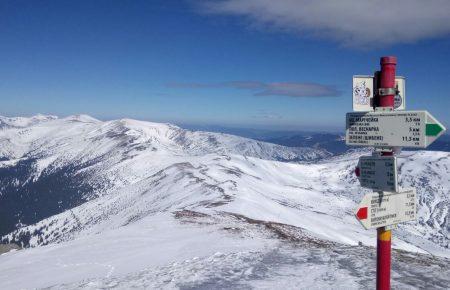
(0, 115, 449, 289)
(0, 115, 330, 237)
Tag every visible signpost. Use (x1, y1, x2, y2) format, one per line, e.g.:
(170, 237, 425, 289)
(355, 189, 416, 230)
(347, 56, 446, 290)
(346, 110, 445, 148)
(356, 156, 398, 192)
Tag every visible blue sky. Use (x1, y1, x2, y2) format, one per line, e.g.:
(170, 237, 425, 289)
(1, 0, 450, 131)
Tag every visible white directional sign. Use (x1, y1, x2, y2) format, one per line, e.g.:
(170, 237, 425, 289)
(357, 156, 398, 192)
(346, 110, 446, 148)
(353, 75, 406, 112)
(355, 188, 416, 230)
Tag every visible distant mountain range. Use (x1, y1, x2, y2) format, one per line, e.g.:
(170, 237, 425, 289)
(182, 124, 450, 154)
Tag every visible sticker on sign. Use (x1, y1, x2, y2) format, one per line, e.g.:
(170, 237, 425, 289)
(355, 188, 416, 230)
(352, 75, 405, 112)
(357, 156, 398, 192)
(346, 110, 446, 148)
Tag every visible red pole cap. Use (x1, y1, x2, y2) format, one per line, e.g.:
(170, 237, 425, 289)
(378, 56, 397, 108)
(380, 56, 397, 65)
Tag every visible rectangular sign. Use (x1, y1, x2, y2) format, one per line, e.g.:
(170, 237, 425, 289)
(358, 156, 398, 192)
(355, 188, 416, 230)
(346, 110, 446, 148)
(353, 75, 406, 112)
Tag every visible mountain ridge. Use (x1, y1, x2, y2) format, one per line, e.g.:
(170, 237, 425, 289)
(0, 115, 448, 258)
(0, 114, 449, 289)
(0, 114, 330, 237)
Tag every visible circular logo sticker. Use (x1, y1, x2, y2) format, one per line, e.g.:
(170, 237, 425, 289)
(394, 93, 402, 109)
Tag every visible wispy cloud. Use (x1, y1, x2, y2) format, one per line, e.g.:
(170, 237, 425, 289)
(251, 110, 283, 120)
(167, 81, 340, 98)
(196, 0, 450, 48)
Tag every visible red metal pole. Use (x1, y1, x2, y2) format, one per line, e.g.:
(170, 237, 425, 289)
(377, 228, 392, 290)
(376, 56, 397, 290)
(379, 56, 397, 108)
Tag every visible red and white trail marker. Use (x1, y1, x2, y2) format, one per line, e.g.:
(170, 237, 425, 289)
(355, 188, 416, 230)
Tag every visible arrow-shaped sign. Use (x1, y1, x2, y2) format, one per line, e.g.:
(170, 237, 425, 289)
(346, 110, 446, 148)
(355, 188, 416, 230)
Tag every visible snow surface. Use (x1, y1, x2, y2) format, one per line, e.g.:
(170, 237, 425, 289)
(0, 115, 449, 289)
(1, 212, 449, 289)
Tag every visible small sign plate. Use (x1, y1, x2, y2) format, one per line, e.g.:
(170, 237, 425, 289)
(346, 110, 446, 148)
(355, 188, 417, 230)
(357, 156, 398, 192)
(353, 75, 406, 112)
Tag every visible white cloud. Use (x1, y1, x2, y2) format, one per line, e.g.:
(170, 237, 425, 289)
(198, 0, 450, 47)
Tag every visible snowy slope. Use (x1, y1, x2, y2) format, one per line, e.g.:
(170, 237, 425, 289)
(3, 149, 448, 256)
(0, 115, 329, 236)
(0, 115, 449, 289)
(1, 212, 449, 290)
(0, 114, 329, 163)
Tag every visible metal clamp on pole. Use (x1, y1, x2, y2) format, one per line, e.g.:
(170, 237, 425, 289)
(378, 87, 397, 96)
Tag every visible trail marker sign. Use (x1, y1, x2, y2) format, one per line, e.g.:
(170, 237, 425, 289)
(355, 188, 416, 230)
(357, 156, 398, 192)
(353, 75, 406, 112)
(346, 110, 446, 148)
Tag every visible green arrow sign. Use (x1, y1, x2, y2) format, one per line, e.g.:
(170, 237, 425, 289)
(426, 123, 445, 136)
(346, 110, 446, 148)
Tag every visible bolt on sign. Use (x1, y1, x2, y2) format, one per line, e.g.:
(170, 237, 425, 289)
(353, 75, 406, 112)
(355, 188, 416, 230)
(357, 156, 398, 192)
(346, 110, 446, 148)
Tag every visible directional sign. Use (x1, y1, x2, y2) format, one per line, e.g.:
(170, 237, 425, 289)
(355, 188, 416, 230)
(353, 75, 406, 112)
(357, 156, 398, 192)
(346, 110, 446, 148)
